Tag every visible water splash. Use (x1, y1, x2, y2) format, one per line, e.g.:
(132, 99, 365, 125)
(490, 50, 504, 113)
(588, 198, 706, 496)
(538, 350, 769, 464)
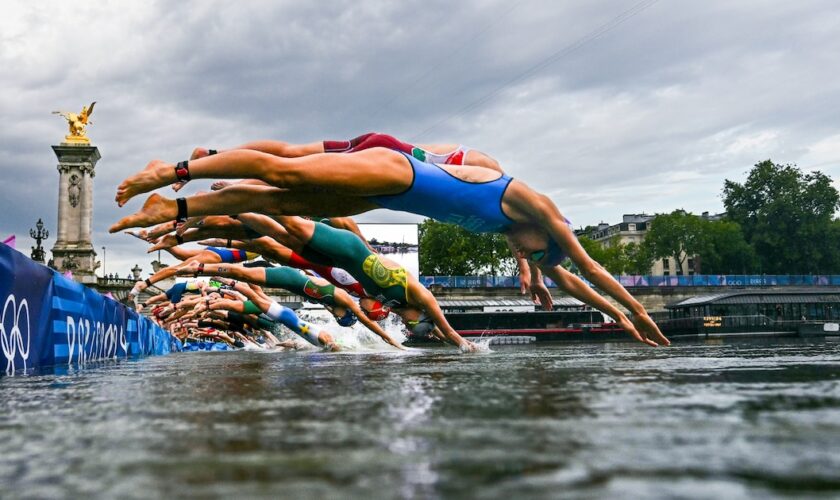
(294, 308, 409, 352)
(469, 337, 494, 354)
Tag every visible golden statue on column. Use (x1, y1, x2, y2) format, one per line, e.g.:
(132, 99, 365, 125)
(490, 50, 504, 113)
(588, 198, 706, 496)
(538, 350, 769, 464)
(52, 101, 96, 144)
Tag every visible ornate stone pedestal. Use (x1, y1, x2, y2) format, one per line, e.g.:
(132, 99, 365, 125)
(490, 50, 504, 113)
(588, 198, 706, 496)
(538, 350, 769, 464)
(50, 143, 101, 285)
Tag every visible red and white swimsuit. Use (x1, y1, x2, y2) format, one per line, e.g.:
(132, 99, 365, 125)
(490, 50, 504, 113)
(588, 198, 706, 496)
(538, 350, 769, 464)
(323, 132, 471, 165)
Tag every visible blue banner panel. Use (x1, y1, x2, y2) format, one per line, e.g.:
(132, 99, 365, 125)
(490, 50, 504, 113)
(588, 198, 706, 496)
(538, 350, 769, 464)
(51, 276, 131, 367)
(0, 244, 178, 375)
(0, 245, 54, 374)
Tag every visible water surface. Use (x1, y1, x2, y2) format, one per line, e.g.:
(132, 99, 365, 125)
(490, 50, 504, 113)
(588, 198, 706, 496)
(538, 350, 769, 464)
(2, 339, 840, 499)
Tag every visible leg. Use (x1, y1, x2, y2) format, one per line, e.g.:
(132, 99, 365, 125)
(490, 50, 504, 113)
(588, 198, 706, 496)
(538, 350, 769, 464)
(324, 133, 376, 152)
(110, 187, 378, 232)
(178, 261, 267, 285)
(162, 246, 203, 261)
(223, 140, 325, 158)
(163, 251, 222, 280)
(115, 148, 411, 206)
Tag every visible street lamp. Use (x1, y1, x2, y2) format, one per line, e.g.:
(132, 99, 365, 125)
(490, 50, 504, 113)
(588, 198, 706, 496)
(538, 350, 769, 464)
(101, 246, 106, 277)
(29, 218, 49, 263)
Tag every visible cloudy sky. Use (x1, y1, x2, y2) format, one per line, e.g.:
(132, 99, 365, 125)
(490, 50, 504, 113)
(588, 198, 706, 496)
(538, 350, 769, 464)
(2, 0, 839, 277)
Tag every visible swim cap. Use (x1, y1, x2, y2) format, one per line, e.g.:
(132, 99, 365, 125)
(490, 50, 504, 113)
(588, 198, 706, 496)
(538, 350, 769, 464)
(336, 309, 358, 327)
(363, 300, 391, 321)
(529, 239, 568, 266)
(407, 312, 435, 337)
(529, 217, 574, 266)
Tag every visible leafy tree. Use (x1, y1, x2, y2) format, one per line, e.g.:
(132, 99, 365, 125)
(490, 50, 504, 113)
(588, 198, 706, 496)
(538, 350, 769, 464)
(825, 220, 840, 272)
(723, 160, 840, 273)
(578, 236, 653, 275)
(623, 241, 655, 275)
(697, 220, 757, 274)
(418, 220, 516, 275)
(643, 210, 707, 275)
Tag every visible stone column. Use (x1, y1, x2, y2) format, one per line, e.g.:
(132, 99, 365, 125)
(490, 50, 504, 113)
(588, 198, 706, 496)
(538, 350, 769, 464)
(50, 143, 101, 285)
(55, 165, 70, 243)
(80, 165, 95, 243)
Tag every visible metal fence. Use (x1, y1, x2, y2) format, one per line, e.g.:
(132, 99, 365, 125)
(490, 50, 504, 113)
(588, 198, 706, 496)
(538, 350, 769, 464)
(420, 274, 840, 288)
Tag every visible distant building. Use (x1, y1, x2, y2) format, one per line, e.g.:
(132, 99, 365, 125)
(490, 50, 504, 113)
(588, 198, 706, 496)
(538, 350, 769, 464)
(582, 212, 725, 276)
(586, 214, 654, 248)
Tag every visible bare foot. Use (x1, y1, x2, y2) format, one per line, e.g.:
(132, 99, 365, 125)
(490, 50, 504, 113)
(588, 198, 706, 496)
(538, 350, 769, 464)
(176, 216, 206, 236)
(109, 193, 176, 232)
(145, 220, 178, 240)
(125, 230, 150, 242)
(211, 181, 231, 191)
(115, 159, 177, 207)
(147, 234, 179, 253)
(190, 147, 210, 161)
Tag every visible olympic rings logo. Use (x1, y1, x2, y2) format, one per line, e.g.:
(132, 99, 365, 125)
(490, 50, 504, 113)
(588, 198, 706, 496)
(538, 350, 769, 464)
(1, 294, 31, 375)
(66, 315, 126, 366)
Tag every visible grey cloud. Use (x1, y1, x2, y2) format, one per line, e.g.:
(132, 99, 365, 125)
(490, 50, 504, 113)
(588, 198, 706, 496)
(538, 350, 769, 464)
(2, 0, 840, 274)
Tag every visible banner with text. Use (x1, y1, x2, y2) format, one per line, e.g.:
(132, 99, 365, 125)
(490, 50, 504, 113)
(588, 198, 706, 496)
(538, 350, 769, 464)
(1, 244, 179, 375)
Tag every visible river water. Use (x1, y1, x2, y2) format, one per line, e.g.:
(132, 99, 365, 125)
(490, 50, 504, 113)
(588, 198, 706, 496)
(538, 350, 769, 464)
(2, 339, 840, 499)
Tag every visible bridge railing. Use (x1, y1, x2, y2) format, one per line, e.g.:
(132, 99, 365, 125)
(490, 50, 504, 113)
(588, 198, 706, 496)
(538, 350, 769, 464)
(97, 277, 137, 287)
(420, 274, 840, 288)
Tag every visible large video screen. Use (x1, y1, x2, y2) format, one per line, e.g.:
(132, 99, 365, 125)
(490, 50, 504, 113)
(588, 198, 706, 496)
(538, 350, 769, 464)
(358, 223, 419, 277)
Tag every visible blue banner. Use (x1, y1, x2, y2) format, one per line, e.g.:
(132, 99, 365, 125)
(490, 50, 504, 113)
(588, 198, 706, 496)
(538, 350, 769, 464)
(421, 274, 840, 289)
(0, 244, 178, 375)
(0, 244, 53, 374)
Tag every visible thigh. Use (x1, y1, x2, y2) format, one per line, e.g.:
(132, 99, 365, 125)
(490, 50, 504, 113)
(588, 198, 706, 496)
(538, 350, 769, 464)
(266, 192, 380, 218)
(275, 148, 411, 196)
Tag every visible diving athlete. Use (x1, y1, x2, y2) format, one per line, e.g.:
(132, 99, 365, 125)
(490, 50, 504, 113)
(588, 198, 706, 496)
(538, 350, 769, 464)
(174, 260, 405, 350)
(111, 144, 669, 347)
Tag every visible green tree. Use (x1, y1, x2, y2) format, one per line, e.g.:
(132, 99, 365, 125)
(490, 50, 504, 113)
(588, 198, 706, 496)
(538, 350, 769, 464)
(623, 241, 655, 275)
(697, 220, 757, 274)
(643, 210, 707, 275)
(723, 160, 840, 273)
(825, 220, 840, 271)
(577, 236, 653, 275)
(418, 220, 516, 275)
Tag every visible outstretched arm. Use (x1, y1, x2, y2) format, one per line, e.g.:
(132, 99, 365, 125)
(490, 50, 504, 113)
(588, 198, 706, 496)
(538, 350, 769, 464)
(143, 293, 169, 307)
(175, 261, 266, 284)
(539, 265, 657, 346)
(161, 245, 203, 262)
(408, 283, 475, 351)
(335, 291, 405, 350)
(209, 298, 247, 314)
(527, 263, 554, 311)
(536, 201, 669, 346)
(505, 235, 533, 296)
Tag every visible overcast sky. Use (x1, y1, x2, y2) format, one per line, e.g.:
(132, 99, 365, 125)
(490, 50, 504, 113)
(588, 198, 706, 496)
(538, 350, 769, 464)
(2, 0, 839, 277)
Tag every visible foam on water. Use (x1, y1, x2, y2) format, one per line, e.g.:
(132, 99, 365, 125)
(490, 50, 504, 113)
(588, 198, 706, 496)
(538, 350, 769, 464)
(291, 308, 409, 352)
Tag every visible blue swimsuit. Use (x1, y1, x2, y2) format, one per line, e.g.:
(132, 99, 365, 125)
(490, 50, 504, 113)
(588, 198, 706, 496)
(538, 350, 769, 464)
(369, 152, 515, 233)
(206, 247, 258, 263)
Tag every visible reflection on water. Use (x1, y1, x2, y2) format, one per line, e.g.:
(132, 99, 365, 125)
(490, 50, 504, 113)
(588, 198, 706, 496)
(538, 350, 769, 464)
(2, 339, 840, 499)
